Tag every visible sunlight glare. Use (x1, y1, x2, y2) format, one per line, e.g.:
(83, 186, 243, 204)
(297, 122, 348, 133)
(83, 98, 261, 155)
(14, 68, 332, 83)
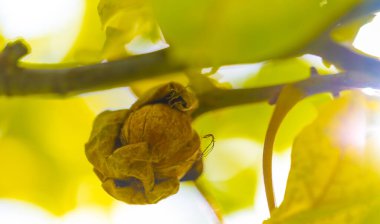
(215, 64, 263, 88)
(0, 199, 56, 224)
(59, 206, 110, 224)
(126, 35, 169, 55)
(353, 12, 380, 58)
(0, 0, 83, 38)
(111, 183, 217, 224)
(0, 0, 84, 62)
(362, 88, 380, 97)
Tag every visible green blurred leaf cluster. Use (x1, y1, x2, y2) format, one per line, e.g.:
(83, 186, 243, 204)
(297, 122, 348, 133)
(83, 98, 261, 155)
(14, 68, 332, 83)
(0, 97, 112, 214)
(197, 139, 260, 213)
(98, 0, 161, 59)
(150, 0, 360, 65)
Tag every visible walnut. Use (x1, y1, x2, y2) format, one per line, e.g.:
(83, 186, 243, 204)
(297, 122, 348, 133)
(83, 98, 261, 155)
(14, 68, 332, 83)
(85, 82, 203, 204)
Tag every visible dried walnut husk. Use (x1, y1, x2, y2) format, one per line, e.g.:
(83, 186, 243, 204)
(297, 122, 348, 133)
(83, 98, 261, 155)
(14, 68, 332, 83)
(85, 82, 203, 204)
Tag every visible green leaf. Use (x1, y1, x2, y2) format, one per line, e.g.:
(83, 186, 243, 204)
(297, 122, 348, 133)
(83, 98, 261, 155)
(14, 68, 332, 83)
(98, 0, 161, 59)
(193, 103, 273, 144)
(0, 97, 111, 215)
(332, 14, 375, 43)
(130, 72, 188, 97)
(151, 0, 361, 65)
(193, 93, 325, 152)
(0, 35, 4, 49)
(244, 58, 310, 88)
(266, 91, 380, 223)
(194, 58, 328, 153)
(63, 0, 105, 63)
(199, 168, 257, 214)
(197, 139, 259, 213)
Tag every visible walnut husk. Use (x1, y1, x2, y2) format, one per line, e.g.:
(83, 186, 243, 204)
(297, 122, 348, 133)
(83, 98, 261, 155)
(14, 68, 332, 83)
(85, 82, 203, 204)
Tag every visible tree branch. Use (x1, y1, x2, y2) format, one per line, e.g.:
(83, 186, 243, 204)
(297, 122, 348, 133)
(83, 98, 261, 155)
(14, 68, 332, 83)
(336, 0, 380, 25)
(0, 0, 377, 98)
(307, 35, 380, 75)
(194, 71, 380, 117)
(0, 41, 185, 96)
(1, 40, 380, 116)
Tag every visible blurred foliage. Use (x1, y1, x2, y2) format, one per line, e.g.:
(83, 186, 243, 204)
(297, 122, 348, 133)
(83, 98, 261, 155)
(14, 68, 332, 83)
(266, 92, 380, 223)
(0, 97, 112, 215)
(199, 168, 257, 214)
(0, 1, 83, 63)
(130, 72, 188, 97)
(0, 0, 377, 222)
(194, 95, 324, 152)
(63, 0, 105, 63)
(197, 139, 260, 213)
(0, 35, 4, 49)
(194, 59, 332, 152)
(98, 0, 161, 59)
(244, 58, 310, 88)
(150, 0, 360, 65)
(332, 14, 375, 43)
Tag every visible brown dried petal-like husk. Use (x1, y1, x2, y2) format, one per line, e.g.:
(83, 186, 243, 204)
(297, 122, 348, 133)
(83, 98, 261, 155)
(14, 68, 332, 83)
(131, 82, 199, 113)
(122, 104, 201, 179)
(85, 82, 203, 204)
(85, 109, 129, 172)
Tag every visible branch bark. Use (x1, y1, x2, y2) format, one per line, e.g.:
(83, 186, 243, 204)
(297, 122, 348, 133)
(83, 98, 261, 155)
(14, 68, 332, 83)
(307, 35, 380, 75)
(194, 71, 380, 117)
(0, 42, 185, 96)
(1, 40, 380, 116)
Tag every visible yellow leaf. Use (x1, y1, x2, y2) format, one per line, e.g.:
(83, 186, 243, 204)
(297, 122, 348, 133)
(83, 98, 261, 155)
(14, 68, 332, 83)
(98, 0, 161, 59)
(266, 91, 380, 223)
(0, 138, 57, 209)
(0, 35, 4, 49)
(197, 138, 260, 214)
(332, 14, 375, 43)
(263, 85, 305, 212)
(130, 72, 188, 97)
(63, 0, 105, 63)
(244, 58, 311, 88)
(199, 168, 257, 214)
(0, 97, 111, 215)
(193, 92, 325, 152)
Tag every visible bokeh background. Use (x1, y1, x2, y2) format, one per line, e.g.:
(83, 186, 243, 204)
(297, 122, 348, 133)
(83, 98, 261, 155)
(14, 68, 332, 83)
(0, 0, 379, 223)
